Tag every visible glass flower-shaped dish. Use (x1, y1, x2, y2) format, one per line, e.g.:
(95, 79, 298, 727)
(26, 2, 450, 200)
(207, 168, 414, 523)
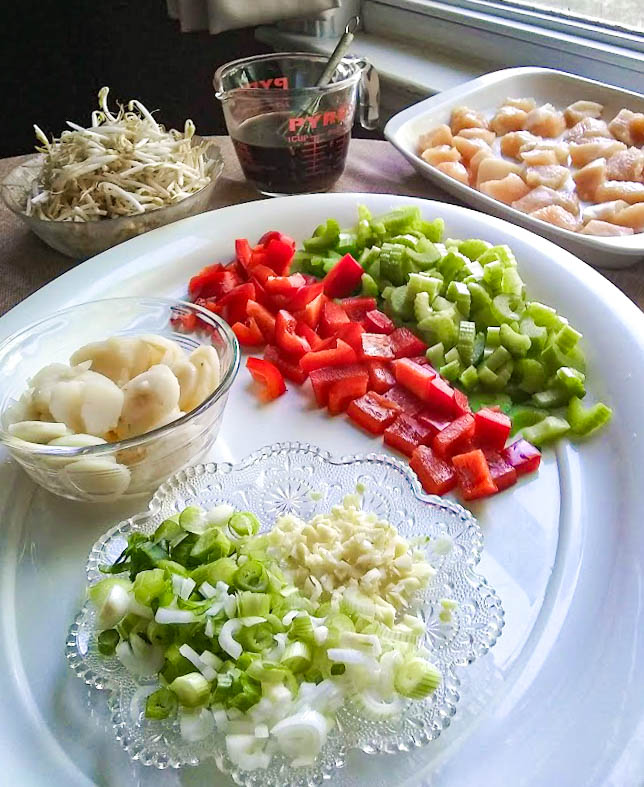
(66, 442, 504, 786)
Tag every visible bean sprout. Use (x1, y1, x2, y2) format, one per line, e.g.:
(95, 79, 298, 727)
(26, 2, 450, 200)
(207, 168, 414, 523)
(26, 88, 215, 222)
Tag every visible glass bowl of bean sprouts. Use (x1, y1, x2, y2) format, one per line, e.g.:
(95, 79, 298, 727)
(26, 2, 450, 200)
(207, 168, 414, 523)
(0, 88, 224, 259)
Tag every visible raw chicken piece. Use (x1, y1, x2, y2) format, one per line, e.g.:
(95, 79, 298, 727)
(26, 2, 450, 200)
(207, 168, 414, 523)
(452, 135, 490, 162)
(608, 109, 644, 146)
(480, 173, 530, 204)
(519, 148, 559, 166)
(582, 200, 629, 222)
(565, 117, 611, 142)
(613, 203, 644, 232)
(450, 106, 489, 135)
(503, 97, 537, 112)
(580, 220, 634, 236)
(528, 141, 570, 164)
(569, 138, 626, 167)
(595, 181, 644, 204)
(605, 148, 644, 181)
(500, 131, 541, 159)
(564, 100, 604, 127)
(573, 158, 606, 201)
(525, 165, 570, 189)
(490, 106, 527, 135)
(469, 147, 496, 181)
(457, 127, 496, 145)
(436, 161, 470, 184)
(476, 157, 522, 187)
(525, 104, 567, 137)
(512, 185, 580, 216)
(529, 205, 581, 231)
(421, 145, 461, 167)
(418, 124, 452, 153)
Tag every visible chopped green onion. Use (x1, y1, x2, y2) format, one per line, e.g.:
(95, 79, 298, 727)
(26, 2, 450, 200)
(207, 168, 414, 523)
(133, 568, 167, 607)
(238, 591, 270, 618)
(169, 672, 210, 708)
(228, 512, 260, 538)
(394, 657, 441, 699)
(97, 628, 120, 656)
(281, 641, 312, 673)
(233, 560, 269, 593)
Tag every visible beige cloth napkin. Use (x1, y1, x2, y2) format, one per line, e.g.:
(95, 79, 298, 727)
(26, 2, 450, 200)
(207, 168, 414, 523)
(167, 0, 340, 33)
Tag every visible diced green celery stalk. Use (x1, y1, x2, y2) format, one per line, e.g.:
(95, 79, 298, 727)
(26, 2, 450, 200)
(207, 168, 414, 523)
(532, 388, 570, 409)
(377, 206, 421, 233)
(457, 320, 476, 364)
(425, 342, 445, 369)
(358, 247, 371, 266)
(494, 360, 514, 390)
(380, 242, 408, 285)
(555, 324, 582, 353)
(406, 246, 442, 269)
(459, 365, 479, 390)
(472, 332, 485, 366)
(482, 260, 504, 293)
(438, 250, 468, 283)
(337, 231, 358, 254)
(170, 672, 210, 708)
(509, 405, 548, 435)
(391, 233, 421, 248)
(420, 217, 445, 242)
(486, 326, 501, 347)
(468, 392, 513, 413)
(522, 416, 570, 446)
(447, 280, 471, 317)
(407, 273, 442, 304)
(417, 311, 458, 348)
(133, 569, 166, 606)
(479, 245, 516, 267)
(414, 291, 433, 324)
(361, 272, 379, 297)
(432, 295, 452, 312)
(390, 285, 414, 320)
(444, 237, 461, 248)
(462, 258, 485, 281)
(527, 301, 561, 329)
(477, 365, 499, 390)
(357, 219, 372, 247)
(358, 204, 372, 222)
(322, 256, 340, 274)
(567, 397, 612, 437)
(485, 345, 511, 371)
(289, 250, 313, 274)
(303, 218, 341, 252)
(439, 359, 461, 381)
(516, 358, 546, 393)
(445, 346, 460, 364)
(501, 267, 524, 297)
(458, 238, 491, 260)
(556, 366, 586, 398)
(500, 323, 531, 357)
(492, 293, 523, 323)
(519, 316, 548, 353)
(467, 282, 492, 310)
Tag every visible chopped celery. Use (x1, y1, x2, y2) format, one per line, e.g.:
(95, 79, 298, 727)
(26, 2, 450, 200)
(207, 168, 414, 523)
(501, 267, 524, 297)
(153, 517, 183, 544)
(519, 316, 548, 353)
(516, 358, 546, 393)
(417, 311, 458, 348)
(361, 272, 379, 297)
(444, 346, 460, 364)
(190, 528, 233, 563)
(492, 294, 523, 323)
(457, 320, 476, 365)
(458, 238, 490, 260)
(419, 217, 444, 242)
(555, 366, 586, 399)
(527, 301, 561, 330)
(567, 397, 612, 437)
(486, 326, 501, 347)
(509, 405, 548, 436)
(281, 641, 312, 673)
(389, 285, 414, 321)
(303, 218, 340, 251)
(485, 345, 511, 372)
(407, 272, 442, 303)
(482, 260, 504, 293)
(425, 342, 445, 369)
(414, 291, 433, 324)
(478, 365, 499, 390)
(380, 205, 422, 233)
(499, 323, 531, 357)
(555, 324, 582, 353)
(440, 359, 461, 381)
(459, 365, 478, 390)
(447, 280, 471, 317)
(532, 388, 570, 409)
(467, 281, 492, 311)
(522, 416, 570, 446)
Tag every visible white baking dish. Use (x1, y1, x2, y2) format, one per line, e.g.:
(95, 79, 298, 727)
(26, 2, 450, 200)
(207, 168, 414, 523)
(384, 67, 644, 269)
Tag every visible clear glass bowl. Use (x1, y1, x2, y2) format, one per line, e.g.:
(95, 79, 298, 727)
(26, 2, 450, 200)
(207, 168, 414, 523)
(0, 143, 223, 258)
(66, 442, 504, 785)
(0, 297, 239, 502)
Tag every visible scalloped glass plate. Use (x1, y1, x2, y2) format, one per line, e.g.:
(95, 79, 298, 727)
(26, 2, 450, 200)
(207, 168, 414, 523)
(66, 442, 503, 786)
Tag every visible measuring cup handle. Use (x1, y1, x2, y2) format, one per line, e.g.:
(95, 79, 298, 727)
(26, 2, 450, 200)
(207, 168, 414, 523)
(355, 58, 380, 131)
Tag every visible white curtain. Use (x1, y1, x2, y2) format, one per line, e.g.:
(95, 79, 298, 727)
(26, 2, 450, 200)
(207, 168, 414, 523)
(166, 0, 340, 34)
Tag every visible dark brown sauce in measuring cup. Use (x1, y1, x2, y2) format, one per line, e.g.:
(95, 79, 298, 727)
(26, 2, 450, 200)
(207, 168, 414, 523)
(231, 111, 350, 195)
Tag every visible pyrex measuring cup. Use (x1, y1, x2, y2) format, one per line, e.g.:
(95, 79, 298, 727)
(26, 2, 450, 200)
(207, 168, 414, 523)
(214, 53, 379, 196)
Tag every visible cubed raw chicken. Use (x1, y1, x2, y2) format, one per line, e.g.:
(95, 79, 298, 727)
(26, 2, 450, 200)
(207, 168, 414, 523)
(632, 115, 644, 146)
(490, 106, 527, 135)
(421, 145, 461, 166)
(418, 124, 452, 153)
(595, 181, 644, 204)
(436, 161, 470, 185)
(512, 185, 580, 216)
(530, 141, 570, 164)
(457, 127, 496, 145)
(605, 148, 644, 181)
(525, 104, 567, 137)
(503, 97, 537, 112)
(469, 147, 496, 181)
(476, 157, 522, 187)
(564, 100, 604, 127)
(529, 205, 581, 231)
(569, 138, 627, 167)
(608, 109, 644, 146)
(613, 203, 644, 231)
(580, 220, 634, 236)
(573, 158, 606, 201)
(525, 164, 570, 189)
(452, 135, 491, 162)
(500, 131, 541, 159)
(519, 148, 559, 166)
(565, 117, 611, 142)
(582, 200, 629, 223)
(480, 173, 530, 204)
(450, 106, 489, 135)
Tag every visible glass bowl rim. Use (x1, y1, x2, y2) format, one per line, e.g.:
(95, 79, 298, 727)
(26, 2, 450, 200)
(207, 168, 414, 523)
(0, 296, 240, 456)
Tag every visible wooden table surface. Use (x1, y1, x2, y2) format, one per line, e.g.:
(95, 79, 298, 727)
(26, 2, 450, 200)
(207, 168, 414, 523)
(1, 137, 642, 315)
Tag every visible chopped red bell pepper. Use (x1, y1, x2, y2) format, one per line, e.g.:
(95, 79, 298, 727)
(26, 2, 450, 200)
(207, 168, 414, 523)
(318, 300, 350, 338)
(309, 363, 368, 407)
(410, 445, 457, 496)
(231, 318, 264, 346)
(389, 327, 427, 359)
(425, 376, 456, 415)
(502, 439, 541, 476)
(336, 322, 365, 354)
(264, 345, 308, 385)
(384, 413, 435, 457)
(216, 282, 256, 325)
(433, 413, 476, 458)
(296, 322, 332, 352)
(264, 273, 306, 295)
(366, 360, 396, 394)
(189, 265, 241, 300)
(246, 300, 276, 343)
(246, 357, 286, 401)
(275, 282, 324, 312)
(322, 253, 364, 298)
(275, 310, 311, 358)
(483, 450, 517, 492)
(327, 372, 369, 415)
(416, 410, 453, 439)
(340, 296, 377, 322)
(408, 355, 430, 366)
(294, 292, 327, 329)
(453, 388, 472, 417)
(299, 339, 357, 373)
(347, 391, 401, 435)
(452, 449, 498, 500)
(235, 238, 254, 273)
(360, 333, 395, 360)
(264, 237, 295, 275)
(393, 358, 437, 401)
(362, 309, 395, 335)
(474, 408, 511, 450)
(381, 384, 424, 415)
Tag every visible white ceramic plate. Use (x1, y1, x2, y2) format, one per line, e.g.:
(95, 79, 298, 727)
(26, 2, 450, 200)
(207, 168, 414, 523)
(1, 193, 643, 787)
(384, 67, 644, 270)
